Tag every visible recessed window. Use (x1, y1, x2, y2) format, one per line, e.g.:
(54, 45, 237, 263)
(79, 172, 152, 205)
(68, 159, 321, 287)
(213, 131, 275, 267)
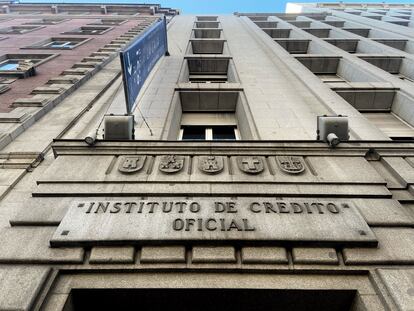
(212, 126, 237, 140)
(0, 84, 10, 94)
(23, 37, 91, 50)
(0, 59, 35, 78)
(24, 18, 69, 25)
(180, 125, 238, 141)
(359, 56, 402, 74)
(47, 41, 76, 48)
(197, 16, 218, 21)
(187, 57, 230, 83)
(316, 74, 346, 83)
(62, 11, 90, 15)
(0, 54, 58, 77)
(62, 26, 112, 35)
(195, 21, 220, 28)
(181, 126, 206, 140)
(14, 11, 42, 15)
(0, 25, 43, 34)
(89, 19, 127, 26)
(0, 77, 16, 84)
(173, 98, 251, 140)
(342, 28, 370, 37)
(363, 112, 414, 139)
(193, 28, 222, 39)
(190, 39, 225, 54)
(295, 56, 341, 74)
(0, 60, 19, 71)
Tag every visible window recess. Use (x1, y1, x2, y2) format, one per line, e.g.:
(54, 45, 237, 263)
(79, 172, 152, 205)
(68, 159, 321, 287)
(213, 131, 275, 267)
(179, 113, 240, 141)
(23, 18, 69, 25)
(363, 112, 414, 140)
(0, 25, 43, 34)
(180, 125, 239, 141)
(0, 54, 57, 78)
(184, 56, 236, 83)
(88, 19, 127, 26)
(23, 37, 92, 50)
(189, 39, 226, 54)
(62, 26, 112, 35)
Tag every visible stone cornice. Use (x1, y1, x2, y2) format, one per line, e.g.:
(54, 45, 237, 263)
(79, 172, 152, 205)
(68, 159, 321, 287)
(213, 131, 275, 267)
(52, 139, 414, 157)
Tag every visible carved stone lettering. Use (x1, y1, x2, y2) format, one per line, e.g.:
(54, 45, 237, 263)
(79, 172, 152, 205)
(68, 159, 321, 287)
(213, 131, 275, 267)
(51, 198, 378, 247)
(237, 156, 264, 174)
(198, 156, 224, 174)
(159, 155, 184, 173)
(118, 155, 146, 174)
(276, 156, 305, 174)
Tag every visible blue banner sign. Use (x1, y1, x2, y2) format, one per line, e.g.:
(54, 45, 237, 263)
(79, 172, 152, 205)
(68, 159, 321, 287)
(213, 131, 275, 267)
(120, 17, 168, 114)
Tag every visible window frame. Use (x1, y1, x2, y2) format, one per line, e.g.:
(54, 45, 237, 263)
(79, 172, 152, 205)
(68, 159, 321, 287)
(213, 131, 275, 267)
(23, 18, 70, 25)
(0, 53, 59, 77)
(22, 37, 92, 50)
(0, 60, 19, 71)
(0, 25, 44, 34)
(363, 111, 414, 140)
(88, 19, 127, 26)
(61, 26, 113, 35)
(179, 125, 240, 141)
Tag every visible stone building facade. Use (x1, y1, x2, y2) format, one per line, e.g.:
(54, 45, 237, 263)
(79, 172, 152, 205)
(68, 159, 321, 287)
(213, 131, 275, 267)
(0, 2, 414, 310)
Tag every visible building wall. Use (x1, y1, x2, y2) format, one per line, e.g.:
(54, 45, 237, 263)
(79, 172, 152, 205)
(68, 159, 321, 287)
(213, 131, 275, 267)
(0, 3, 413, 311)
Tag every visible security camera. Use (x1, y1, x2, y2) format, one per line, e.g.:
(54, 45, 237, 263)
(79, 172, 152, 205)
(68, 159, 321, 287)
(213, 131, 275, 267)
(326, 133, 340, 148)
(317, 115, 349, 148)
(84, 130, 97, 146)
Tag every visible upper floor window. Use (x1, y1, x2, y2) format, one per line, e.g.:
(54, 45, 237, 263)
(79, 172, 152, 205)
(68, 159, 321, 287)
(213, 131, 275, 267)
(46, 40, 77, 48)
(0, 25, 43, 34)
(62, 26, 112, 35)
(0, 54, 58, 78)
(178, 113, 240, 141)
(23, 18, 69, 25)
(0, 60, 18, 71)
(23, 37, 92, 50)
(180, 125, 238, 141)
(89, 19, 127, 26)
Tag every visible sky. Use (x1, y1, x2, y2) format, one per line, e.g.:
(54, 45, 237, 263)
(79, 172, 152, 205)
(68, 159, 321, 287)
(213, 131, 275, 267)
(19, 0, 414, 14)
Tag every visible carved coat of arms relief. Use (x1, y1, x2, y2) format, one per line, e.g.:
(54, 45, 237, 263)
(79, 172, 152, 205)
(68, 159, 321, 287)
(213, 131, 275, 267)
(198, 156, 224, 174)
(276, 156, 306, 174)
(118, 156, 146, 174)
(159, 155, 185, 173)
(237, 156, 264, 174)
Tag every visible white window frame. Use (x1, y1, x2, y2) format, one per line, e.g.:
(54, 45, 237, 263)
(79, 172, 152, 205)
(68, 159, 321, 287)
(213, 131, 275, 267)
(45, 41, 74, 48)
(178, 126, 240, 141)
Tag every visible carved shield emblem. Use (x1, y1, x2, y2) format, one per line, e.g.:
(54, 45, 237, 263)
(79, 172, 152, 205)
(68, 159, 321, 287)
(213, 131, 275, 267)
(159, 155, 184, 173)
(118, 156, 146, 174)
(237, 156, 264, 174)
(198, 156, 224, 174)
(276, 156, 305, 174)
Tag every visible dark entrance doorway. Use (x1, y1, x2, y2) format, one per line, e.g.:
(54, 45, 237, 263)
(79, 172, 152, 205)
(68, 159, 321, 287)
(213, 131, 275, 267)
(64, 288, 357, 311)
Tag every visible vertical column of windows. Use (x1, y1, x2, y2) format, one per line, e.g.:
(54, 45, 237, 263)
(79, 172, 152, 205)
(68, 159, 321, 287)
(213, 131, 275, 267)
(176, 16, 242, 141)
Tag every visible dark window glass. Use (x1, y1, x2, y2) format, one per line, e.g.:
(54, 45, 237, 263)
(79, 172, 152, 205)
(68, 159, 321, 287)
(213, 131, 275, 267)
(212, 126, 236, 140)
(182, 126, 206, 140)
